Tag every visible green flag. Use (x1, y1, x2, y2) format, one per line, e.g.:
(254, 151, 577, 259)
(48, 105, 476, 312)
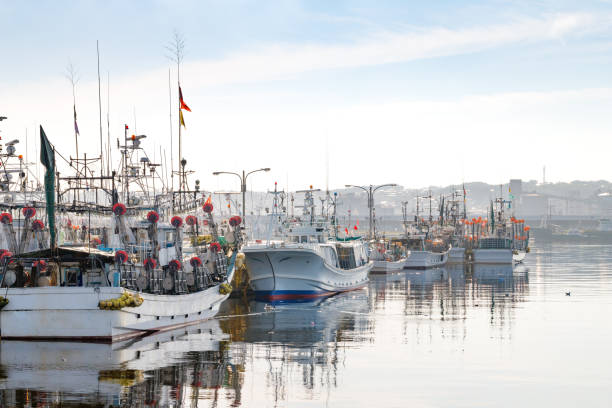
(490, 201, 495, 233)
(40, 126, 56, 248)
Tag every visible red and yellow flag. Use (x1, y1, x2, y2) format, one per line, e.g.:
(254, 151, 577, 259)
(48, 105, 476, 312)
(179, 86, 191, 112)
(179, 110, 186, 128)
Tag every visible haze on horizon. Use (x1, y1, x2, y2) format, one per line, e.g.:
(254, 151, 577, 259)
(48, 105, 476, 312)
(1, 0, 612, 193)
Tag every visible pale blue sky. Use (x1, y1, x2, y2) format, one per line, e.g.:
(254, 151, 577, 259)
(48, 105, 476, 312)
(1, 1, 612, 191)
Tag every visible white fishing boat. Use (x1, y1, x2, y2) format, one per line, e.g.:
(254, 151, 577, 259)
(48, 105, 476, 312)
(369, 239, 408, 273)
(242, 188, 371, 302)
(0, 279, 232, 342)
(403, 249, 448, 269)
(243, 231, 371, 302)
(471, 237, 513, 264)
(402, 236, 448, 269)
(447, 246, 466, 263)
(371, 258, 406, 273)
(0, 204, 238, 342)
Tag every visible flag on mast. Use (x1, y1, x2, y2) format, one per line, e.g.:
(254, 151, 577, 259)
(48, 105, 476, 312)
(179, 86, 191, 112)
(179, 110, 186, 128)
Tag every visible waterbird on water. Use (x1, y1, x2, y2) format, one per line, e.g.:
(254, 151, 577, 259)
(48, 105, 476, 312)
(566, 291, 571, 296)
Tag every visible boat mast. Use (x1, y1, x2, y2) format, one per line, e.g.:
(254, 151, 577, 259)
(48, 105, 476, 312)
(106, 71, 112, 183)
(168, 68, 174, 192)
(97, 40, 104, 176)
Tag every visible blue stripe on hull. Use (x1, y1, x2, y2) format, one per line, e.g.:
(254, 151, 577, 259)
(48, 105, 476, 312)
(254, 290, 337, 303)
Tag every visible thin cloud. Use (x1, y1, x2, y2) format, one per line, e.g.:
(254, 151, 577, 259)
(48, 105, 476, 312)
(174, 12, 607, 87)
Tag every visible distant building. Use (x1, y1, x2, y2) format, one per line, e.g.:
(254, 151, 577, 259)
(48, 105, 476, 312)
(510, 179, 522, 196)
(519, 193, 548, 217)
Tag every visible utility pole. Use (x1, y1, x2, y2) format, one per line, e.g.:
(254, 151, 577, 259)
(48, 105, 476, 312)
(213, 168, 271, 227)
(345, 183, 397, 239)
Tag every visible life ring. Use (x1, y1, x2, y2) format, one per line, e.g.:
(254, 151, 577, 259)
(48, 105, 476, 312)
(143, 258, 157, 270)
(112, 203, 127, 216)
(114, 250, 129, 264)
(147, 211, 159, 224)
(22, 207, 36, 219)
(171, 216, 183, 228)
(190, 256, 202, 268)
(202, 203, 214, 214)
(0, 213, 12, 224)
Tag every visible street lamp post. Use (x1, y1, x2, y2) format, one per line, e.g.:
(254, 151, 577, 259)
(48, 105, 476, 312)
(213, 168, 270, 226)
(345, 183, 397, 239)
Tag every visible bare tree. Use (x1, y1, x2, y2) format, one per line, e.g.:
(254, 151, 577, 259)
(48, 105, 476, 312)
(165, 30, 187, 194)
(64, 61, 80, 161)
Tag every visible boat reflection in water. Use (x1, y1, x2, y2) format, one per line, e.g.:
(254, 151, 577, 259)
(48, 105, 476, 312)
(0, 319, 243, 407)
(216, 289, 373, 405)
(370, 262, 529, 328)
(0, 263, 529, 407)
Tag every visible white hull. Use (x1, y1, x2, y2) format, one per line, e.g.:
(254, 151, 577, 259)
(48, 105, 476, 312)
(0, 269, 234, 342)
(403, 250, 448, 269)
(472, 248, 513, 264)
(371, 258, 406, 273)
(243, 247, 371, 301)
(447, 247, 466, 264)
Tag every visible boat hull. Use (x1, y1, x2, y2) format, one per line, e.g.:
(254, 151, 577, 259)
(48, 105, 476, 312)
(403, 250, 448, 269)
(472, 248, 513, 264)
(0, 278, 232, 342)
(371, 259, 406, 273)
(447, 247, 466, 264)
(243, 248, 371, 302)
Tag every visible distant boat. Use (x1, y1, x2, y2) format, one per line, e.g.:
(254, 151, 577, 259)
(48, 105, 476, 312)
(472, 237, 514, 264)
(402, 236, 449, 269)
(369, 239, 408, 273)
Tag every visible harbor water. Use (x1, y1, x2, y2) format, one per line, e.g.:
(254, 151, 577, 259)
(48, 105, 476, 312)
(0, 234, 611, 407)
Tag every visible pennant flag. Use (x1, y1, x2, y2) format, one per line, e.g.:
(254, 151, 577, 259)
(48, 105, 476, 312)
(179, 86, 191, 112)
(40, 126, 56, 248)
(345, 227, 349, 234)
(179, 110, 186, 128)
(205, 195, 212, 206)
(73, 106, 80, 135)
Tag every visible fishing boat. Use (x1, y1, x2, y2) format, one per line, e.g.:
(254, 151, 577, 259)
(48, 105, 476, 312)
(0, 128, 240, 342)
(397, 195, 450, 269)
(470, 198, 530, 264)
(369, 239, 408, 273)
(472, 237, 514, 264)
(0, 208, 239, 342)
(402, 236, 449, 269)
(242, 187, 371, 302)
(447, 246, 466, 263)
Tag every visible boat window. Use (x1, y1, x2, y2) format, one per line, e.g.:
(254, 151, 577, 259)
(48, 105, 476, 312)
(321, 246, 338, 267)
(336, 245, 357, 270)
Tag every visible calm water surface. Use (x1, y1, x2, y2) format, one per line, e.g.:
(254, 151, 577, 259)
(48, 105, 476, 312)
(1, 235, 611, 407)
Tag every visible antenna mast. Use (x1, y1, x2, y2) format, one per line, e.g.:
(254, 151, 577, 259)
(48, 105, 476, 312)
(97, 40, 104, 176)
